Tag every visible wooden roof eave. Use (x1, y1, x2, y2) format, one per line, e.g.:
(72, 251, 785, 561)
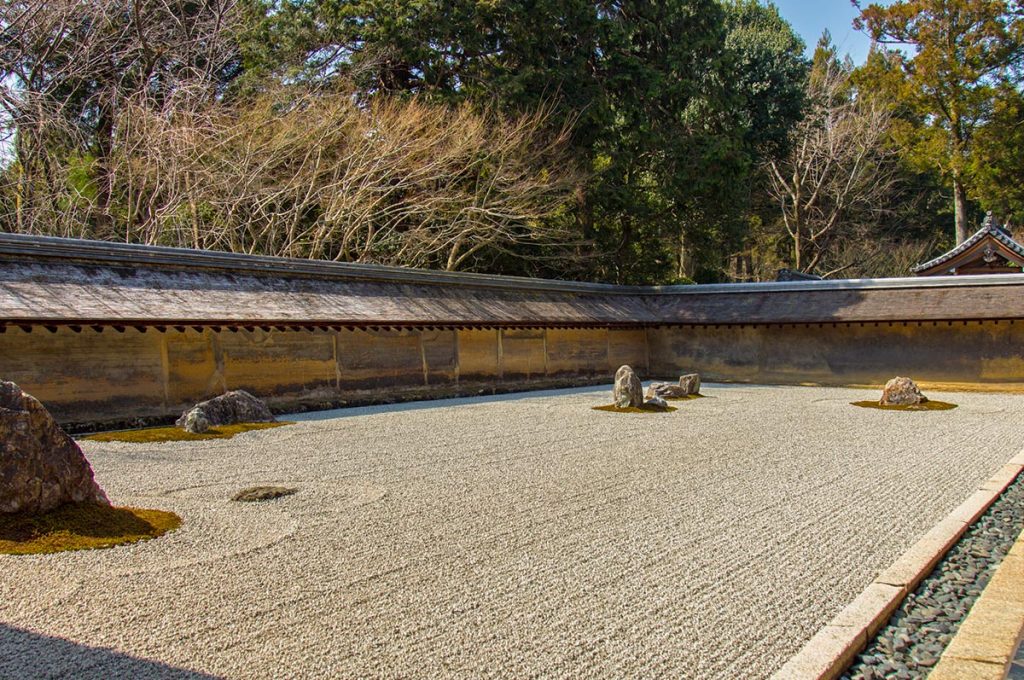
(914, 236, 1024, 277)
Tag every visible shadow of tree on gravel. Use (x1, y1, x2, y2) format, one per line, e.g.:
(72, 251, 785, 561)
(0, 623, 219, 679)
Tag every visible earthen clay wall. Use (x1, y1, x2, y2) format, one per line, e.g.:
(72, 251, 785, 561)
(647, 320, 1024, 390)
(0, 326, 649, 427)
(4, 318, 1024, 428)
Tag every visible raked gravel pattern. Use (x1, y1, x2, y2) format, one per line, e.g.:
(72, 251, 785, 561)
(2, 384, 1024, 679)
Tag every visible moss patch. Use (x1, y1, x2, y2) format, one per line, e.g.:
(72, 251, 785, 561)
(0, 503, 181, 555)
(232, 486, 298, 503)
(592, 404, 678, 414)
(82, 421, 292, 443)
(851, 400, 958, 412)
(664, 394, 704, 402)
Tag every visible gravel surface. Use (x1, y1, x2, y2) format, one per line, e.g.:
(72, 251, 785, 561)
(1, 384, 1023, 679)
(842, 473, 1024, 680)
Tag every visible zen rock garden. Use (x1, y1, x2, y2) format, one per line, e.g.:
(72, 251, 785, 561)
(852, 376, 958, 412)
(0, 383, 292, 554)
(0, 371, 1014, 679)
(605, 365, 701, 413)
(606, 366, 704, 413)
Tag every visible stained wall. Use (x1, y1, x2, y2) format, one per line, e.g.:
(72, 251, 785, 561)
(647, 320, 1024, 389)
(4, 319, 1024, 427)
(0, 326, 649, 426)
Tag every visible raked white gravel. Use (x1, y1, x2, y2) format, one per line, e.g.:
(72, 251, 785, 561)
(2, 384, 1023, 679)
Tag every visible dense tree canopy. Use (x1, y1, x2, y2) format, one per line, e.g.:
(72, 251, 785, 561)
(2, 1, 1023, 281)
(854, 0, 1024, 243)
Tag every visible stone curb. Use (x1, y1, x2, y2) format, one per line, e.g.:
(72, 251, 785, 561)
(771, 450, 1024, 680)
(926, 532, 1024, 679)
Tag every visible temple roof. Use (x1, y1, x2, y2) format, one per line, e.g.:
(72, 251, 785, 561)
(913, 214, 1024, 276)
(3, 233, 1024, 329)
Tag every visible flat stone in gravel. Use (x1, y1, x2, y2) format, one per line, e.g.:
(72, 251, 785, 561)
(1, 384, 1022, 679)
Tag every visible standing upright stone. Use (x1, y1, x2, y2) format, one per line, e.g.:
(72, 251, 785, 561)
(880, 377, 928, 406)
(0, 381, 110, 514)
(613, 365, 643, 408)
(679, 373, 701, 396)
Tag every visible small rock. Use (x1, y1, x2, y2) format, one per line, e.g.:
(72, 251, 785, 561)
(184, 411, 210, 434)
(880, 376, 928, 406)
(678, 373, 701, 395)
(231, 486, 298, 503)
(644, 396, 670, 412)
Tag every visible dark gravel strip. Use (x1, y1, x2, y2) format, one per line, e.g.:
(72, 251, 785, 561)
(843, 472, 1024, 680)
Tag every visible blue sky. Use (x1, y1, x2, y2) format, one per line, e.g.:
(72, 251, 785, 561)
(771, 0, 874, 63)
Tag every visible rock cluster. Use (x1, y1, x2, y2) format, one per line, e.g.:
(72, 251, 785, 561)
(842, 475, 1024, 680)
(176, 390, 275, 434)
(611, 366, 677, 411)
(880, 377, 928, 406)
(0, 380, 110, 514)
(645, 373, 701, 399)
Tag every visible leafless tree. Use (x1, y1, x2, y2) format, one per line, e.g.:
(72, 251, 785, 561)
(114, 86, 582, 269)
(765, 61, 900, 275)
(0, 0, 239, 235)
(0, 2, 583, 270)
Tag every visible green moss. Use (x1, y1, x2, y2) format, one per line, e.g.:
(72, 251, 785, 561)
(82, 421, 292, 443)
(232, 486, 298, 503)
(0, 503, 181, 555)
(592, 404, 678, 414)
(851, 400, 958, 411)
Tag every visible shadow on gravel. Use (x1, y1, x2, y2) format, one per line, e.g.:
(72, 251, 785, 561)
(0, 624, 218, 679)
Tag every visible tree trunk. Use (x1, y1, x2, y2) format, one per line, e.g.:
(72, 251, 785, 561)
(952, 173, 969, 244)
(94, 105, 115, 239)
(793, 223, 802, 271)
(678, 230, 695, 281)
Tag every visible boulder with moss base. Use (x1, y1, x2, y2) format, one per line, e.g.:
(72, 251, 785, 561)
(176, 390, 275, 434)
(0, 380, 110, 514)
(613, 366, 643, 408)
(880, 376, 928, 406)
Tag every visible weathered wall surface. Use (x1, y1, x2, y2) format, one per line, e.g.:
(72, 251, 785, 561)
(0, 326, 649, 427)
(648, 320, 1024, 389)
(6, 234, 1024, 428)
(4, 319, 1024, 428)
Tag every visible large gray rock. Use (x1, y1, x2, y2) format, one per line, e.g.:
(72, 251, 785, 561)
(678, 373, 701, 395)
(880, 377, 928, 406)
(176, 390, 275, 434)
(613, 365, 643, 408)
(0, 381, 110, 514)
